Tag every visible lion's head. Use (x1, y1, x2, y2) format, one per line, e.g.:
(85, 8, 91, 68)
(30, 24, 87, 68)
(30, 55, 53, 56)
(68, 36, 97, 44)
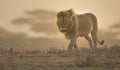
(56, 9, 75, 33)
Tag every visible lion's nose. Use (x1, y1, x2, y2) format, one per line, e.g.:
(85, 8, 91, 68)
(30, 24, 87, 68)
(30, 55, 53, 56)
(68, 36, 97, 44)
(61, 30, 67, 32)
(60, 28, 67, 32)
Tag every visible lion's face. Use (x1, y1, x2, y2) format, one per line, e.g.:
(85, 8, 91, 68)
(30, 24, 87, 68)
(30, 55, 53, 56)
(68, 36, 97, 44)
(57, 10, 74, 33)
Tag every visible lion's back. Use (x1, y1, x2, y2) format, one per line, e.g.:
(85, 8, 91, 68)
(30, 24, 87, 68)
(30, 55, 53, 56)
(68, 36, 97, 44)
(83, 13, 98, 31)
(77, 13, 98, 36)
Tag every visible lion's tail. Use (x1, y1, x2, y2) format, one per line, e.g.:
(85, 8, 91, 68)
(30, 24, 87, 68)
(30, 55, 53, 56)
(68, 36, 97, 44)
(97, 37, 104, 45)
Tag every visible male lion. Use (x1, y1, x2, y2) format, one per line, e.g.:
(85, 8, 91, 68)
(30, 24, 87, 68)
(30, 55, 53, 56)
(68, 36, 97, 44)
(56, 9, 104, 51)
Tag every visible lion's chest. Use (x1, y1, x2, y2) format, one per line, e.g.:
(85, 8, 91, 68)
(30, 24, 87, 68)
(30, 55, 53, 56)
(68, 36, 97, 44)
(77, 17, 93, 36)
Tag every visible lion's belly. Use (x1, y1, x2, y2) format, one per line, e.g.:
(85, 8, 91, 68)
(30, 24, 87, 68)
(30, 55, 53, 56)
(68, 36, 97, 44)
(77, 19, 93, 37)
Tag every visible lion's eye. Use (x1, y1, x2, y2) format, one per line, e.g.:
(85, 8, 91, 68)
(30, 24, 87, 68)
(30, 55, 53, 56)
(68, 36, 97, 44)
(64, 19, 67, 22)
(64, 17, 68, 22)
(59, 18, 62, 21)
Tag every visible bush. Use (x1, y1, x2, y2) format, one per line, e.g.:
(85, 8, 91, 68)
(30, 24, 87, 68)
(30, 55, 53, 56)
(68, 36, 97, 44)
(75, 54, 97, 67)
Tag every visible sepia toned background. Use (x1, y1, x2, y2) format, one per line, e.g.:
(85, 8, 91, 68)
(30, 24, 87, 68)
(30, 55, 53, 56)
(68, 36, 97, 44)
(0, 0, 120, 51)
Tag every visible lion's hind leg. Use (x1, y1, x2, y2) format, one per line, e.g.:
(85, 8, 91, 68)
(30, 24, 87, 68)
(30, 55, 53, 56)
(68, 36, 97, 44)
(91, 31, 97, 48)
(85, 35, 93, 48)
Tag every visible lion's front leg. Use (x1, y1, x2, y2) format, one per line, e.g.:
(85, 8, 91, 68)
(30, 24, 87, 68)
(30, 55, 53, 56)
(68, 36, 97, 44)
(68, 37, 77, 51)
(74, 42, 79, 51)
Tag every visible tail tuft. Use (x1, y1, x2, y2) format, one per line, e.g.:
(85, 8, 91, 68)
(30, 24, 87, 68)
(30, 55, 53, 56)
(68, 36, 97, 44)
(100, 40, 104, 45)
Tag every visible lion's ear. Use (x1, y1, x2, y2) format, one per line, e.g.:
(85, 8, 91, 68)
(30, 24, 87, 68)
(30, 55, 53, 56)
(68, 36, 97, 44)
(67, 9, 75, 17)
(57, 13, 60, 18)
(57, 11, 64, 18)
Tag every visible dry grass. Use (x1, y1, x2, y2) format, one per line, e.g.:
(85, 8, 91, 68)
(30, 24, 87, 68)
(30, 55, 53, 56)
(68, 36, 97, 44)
(0, 45, 120, 70)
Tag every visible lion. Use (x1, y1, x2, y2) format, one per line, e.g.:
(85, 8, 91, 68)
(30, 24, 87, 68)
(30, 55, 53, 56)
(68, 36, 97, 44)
(56, 9, 104, 51)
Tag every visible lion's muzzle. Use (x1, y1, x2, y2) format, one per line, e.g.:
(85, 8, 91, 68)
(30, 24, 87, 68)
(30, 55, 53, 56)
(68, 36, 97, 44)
(59, 28, 67, 32)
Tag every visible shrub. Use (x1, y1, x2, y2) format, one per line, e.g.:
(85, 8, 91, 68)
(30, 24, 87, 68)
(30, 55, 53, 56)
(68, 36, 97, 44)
(75, 54, 97, 67)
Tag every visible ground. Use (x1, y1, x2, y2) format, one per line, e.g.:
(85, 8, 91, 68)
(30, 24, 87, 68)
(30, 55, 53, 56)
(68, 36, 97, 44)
(0, 45, 120, 70)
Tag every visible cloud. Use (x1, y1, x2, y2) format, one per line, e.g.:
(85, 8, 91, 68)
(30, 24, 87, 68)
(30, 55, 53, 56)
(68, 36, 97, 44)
(11, 9, 56, 25)
(27, 31, 64, 39)
(11, 9, 59, 38)
(30, 23, 58, 33)
(108, 21, 120, 40)
(109, 22, 120, 29)
(25, 9, 57, 19)
(11, 17, 32, 24)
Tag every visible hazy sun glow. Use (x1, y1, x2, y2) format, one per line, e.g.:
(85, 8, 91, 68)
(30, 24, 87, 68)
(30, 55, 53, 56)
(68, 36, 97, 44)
(0, 0, 120, 50)
(1, 0, 120, 33)
(27, 31, 64, 39)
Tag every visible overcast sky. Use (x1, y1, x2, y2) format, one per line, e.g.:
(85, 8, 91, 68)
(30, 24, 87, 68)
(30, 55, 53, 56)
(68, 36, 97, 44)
(0, 0, 120, 50)
(0, 0, 120, 33)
